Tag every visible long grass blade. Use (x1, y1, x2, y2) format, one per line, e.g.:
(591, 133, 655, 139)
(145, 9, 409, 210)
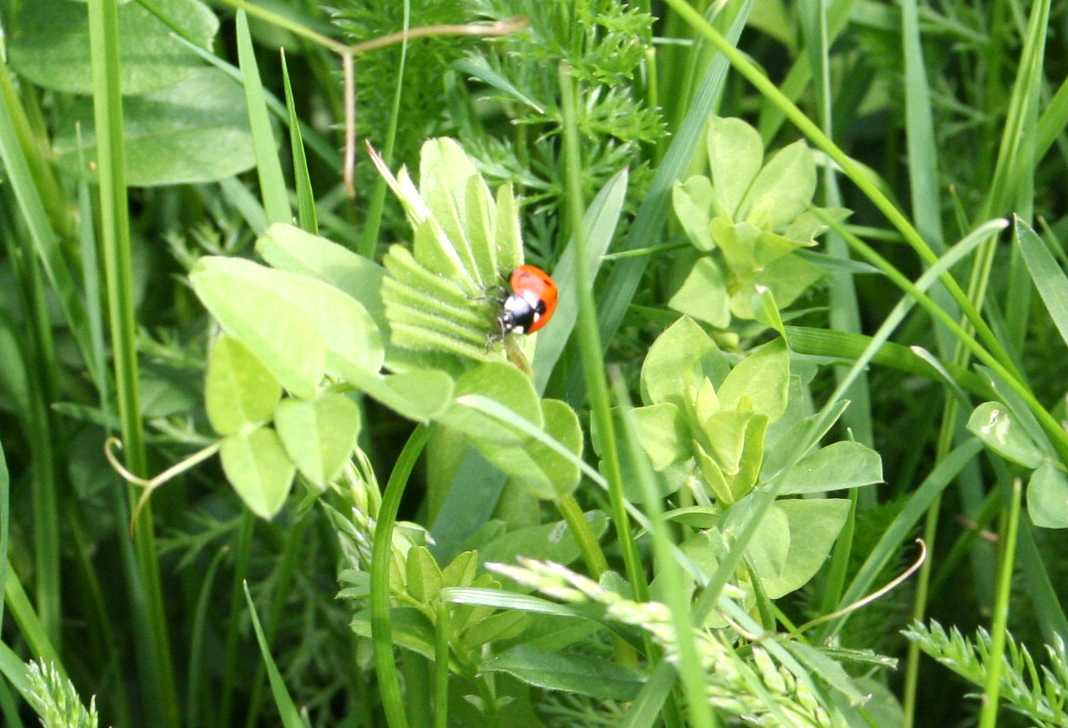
(86, 1, 178, 725)
(236, 9, 291, 225)
(243, 581, 307, 728)
(280, 50, 318, 234)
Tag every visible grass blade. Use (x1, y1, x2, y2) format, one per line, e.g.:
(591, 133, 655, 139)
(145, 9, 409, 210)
(371, 425, 430, 728)
(280, 50, 318, 234)
(1015, 215, 1068, 348)
(85, 1, 178, 724)
(236, 9, 291, 225)
(243, 581, 307, 728)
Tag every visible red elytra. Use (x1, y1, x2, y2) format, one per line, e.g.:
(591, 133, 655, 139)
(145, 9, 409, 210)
(497, 264, 559, 335)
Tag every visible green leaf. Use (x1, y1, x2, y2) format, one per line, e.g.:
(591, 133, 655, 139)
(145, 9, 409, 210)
(418, 138, 487, 287)
(668, 257, 731, 327)
(256, 223, 388, 335)
(481, 646, 645, 701)
(1027, 462, 1068, 529)
(519, 399, 583, 500)
(191, 259, 325, 399)
(344, 368, 454, 423)
(1015, 215, 1068, 349)
(632, 403, 690, 470)
(405, 546, 443, 604)
(738, 140, 816, 230)
(758, 498, 850, 598)
(640, 315, 729, 407)
(9, 0, 218, 95)
(53, 67, 255, 186)
(274, 393, 361, 491)
(744, 504, 790, 581)
(205, 335, 281, 436)
(777, 442, 884, 495)
(443, 363, 542, 444)
(717, 339, 790, 421)
(479, 511, 609, 567)
(966, 401, 1045, 469)
(441, 551, 479, 589)
(673, 176, 717, 250)
(351, 607, 444, 666)
(707, 116, 764, 218)
(220, 427, 295, 519)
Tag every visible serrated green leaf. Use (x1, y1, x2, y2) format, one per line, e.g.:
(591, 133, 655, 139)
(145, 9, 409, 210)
(205, 335, 281, 436)
(220, 427, 295, 519)
(274, 393, 361, 490)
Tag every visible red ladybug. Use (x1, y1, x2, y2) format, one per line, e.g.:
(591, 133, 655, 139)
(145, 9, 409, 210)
(497, 264, 559, 336)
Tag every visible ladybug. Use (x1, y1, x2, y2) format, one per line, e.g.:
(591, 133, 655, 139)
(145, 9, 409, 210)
(497, 264, 559, 337)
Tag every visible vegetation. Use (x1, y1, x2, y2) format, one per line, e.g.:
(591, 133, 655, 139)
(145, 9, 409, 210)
(1, 0, 1067, 726)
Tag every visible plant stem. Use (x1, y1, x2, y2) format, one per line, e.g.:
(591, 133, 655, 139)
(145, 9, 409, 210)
(978, 479, 1022, 728)
(86, 0, 177, 724)
(557, 63, 648, 605)
(555, 495, 609, 577)
(434, 601, 450, 728)
(371, 425, 430, 728)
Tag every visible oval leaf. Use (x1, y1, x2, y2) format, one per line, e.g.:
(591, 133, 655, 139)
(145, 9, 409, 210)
(191, 259, 325, 399)
(778, 441, 884, 495)
(10, 0, 218, 95)
(274, 392, 361, 490)
(966, 401, 1045, 469)
(1027, 462, 1068, 529)
(205, 335, 281, 436)
(220, 427, 295, 519)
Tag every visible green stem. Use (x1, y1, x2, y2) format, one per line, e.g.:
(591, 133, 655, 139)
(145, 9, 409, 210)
(372, 425, 431, 728)
(978, 479, 1023, 728)
(557, 64, 648, 605)
(554, 495, 609, 577)
(86, 0, 177, 724)
(433, 601, 450, 728)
